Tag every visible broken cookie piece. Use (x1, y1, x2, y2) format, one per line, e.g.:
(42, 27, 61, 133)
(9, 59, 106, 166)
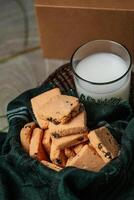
(39, 95, 81, 124)
(66, 144, 105, 172)
(31, 88, 61, 129)
(88, 126, 120, 163)
(49, 111, 87, 138)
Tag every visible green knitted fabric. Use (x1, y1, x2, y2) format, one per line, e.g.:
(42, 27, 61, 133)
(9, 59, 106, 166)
(1, 65, 134, 200)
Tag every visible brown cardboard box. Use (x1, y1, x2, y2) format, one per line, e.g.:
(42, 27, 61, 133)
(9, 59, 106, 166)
(35, 0, 134, 60)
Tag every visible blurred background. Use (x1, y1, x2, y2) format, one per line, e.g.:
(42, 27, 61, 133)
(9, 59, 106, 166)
(1, 1, 133, 132)
(0, 0, 67, 132)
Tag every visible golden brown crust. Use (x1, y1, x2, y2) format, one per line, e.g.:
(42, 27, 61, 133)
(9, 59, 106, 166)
(29, 128, 48, 161)
(42, 130, 52, 156)
(24, 122, 36, 129)
(41, 160, 63, 172)
(36, 119, 49, 130)
(20, 122, 36, 152)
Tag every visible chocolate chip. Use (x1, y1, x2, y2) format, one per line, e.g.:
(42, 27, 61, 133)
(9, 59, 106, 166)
(47, 117, 53, 122)
(52, 119, 60, 125)
(55, 159, 62, 165)
(52, 132, 61, 138)
(98, 143, 103, 149)
(77, 136, 84, 141)
(105, 152, 112, 159)
(47, 117, 60, 125)
(66, 101, 69, 103)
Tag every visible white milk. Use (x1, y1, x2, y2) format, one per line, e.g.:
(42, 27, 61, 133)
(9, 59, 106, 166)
(75, 53, 130, 100)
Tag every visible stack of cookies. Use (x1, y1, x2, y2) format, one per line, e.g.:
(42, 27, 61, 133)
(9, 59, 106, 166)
(20, 88, 120, 172)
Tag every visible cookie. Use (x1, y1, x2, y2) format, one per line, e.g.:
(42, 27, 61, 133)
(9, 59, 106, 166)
(73, 143, 85, 154)
(41, 160, 62, 172)
(66, 156, 75, 166)
(66, 144, 105, 172)
(20, 122, 36, 152)
(39, 95, 81, 124)
(52, 132, 88, 150)
(49, 111, 87, 138)
(50, 143, 67, 167)
(64, 148, 76, 158)
(88, 126, 120, 163)
(31, 88, 61, 129)
(24, 122, 36, 129)
(42, 129, 51, 155)
(29, 128, 48, 161)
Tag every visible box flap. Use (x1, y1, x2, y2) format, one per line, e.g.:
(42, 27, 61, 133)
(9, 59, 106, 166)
(35, 0, 134, 11)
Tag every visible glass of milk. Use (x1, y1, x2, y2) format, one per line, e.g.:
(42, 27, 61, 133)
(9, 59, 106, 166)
(71, 40, 132, 100)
